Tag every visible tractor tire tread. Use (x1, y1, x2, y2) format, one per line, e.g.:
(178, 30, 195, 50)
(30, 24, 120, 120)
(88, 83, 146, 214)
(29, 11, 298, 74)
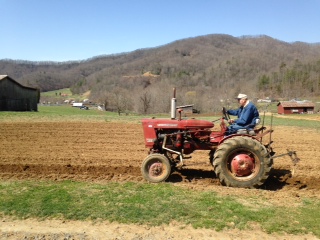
(213, 136, 272, 188)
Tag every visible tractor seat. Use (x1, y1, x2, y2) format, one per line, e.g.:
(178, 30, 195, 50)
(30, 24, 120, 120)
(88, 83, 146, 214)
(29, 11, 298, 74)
(236, 118, 260, 135)
(236, 129, 256, 135)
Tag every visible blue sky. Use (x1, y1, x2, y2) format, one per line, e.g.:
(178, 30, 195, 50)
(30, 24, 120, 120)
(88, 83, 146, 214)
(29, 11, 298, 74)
(1, 0, 320, 62)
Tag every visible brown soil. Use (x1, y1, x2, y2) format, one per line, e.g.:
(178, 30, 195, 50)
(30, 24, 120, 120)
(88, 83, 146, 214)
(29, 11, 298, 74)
(0, 122, 319, 239)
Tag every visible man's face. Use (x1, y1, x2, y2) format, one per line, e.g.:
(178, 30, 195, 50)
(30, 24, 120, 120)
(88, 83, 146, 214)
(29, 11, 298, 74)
(238, 98, 247, 106)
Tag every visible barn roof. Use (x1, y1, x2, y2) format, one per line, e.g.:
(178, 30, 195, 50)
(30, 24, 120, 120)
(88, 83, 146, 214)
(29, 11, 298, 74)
(277, 101, 315, 108)
(0, 75, 8, 80)
(0, 75, 38, 91)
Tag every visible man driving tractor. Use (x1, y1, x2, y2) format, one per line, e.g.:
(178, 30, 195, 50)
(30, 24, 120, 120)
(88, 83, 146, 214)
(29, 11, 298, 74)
(226, 93, 260, 135)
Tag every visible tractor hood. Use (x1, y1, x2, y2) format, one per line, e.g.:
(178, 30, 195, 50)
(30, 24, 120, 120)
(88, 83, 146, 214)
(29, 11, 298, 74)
(142, 118, 214, 130)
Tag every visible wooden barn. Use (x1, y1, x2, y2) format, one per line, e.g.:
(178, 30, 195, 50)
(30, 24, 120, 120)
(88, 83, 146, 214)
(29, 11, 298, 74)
(0, 75, 40, 111)
(277, 101, 315, 114)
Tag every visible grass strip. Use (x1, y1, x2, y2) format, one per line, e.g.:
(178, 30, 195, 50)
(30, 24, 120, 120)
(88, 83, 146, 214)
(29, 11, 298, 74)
(0, 180, 319, 237)
(1, 106, 320, 130)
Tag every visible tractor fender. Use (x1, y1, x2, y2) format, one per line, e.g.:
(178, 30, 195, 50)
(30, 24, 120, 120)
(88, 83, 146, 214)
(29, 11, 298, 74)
(218, 134, 256, 145)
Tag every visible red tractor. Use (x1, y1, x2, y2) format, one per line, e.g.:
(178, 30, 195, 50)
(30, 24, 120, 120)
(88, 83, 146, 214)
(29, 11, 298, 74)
(141, 88, 299, 188)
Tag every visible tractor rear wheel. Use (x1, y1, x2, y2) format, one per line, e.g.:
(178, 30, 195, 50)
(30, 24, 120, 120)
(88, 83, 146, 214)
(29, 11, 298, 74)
(141, 154, 171, 183)
(213, 136, 272, 188)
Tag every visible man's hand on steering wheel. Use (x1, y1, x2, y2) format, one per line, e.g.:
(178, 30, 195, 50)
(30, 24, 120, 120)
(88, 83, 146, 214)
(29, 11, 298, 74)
(228, 119, 235, 124)
(222, 107, 231, 121)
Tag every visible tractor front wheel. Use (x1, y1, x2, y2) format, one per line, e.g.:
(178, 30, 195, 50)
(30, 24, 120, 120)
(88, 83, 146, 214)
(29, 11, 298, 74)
(213, 136, 272, 188)
(141, 154, 171, 183)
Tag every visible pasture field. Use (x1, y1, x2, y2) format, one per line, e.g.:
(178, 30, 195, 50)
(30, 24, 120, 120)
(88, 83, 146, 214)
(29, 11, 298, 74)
(0, 107, 320, 239)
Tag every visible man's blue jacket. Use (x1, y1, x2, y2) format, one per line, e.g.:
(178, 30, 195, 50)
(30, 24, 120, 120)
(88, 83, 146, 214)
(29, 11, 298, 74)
(227, 101, 259, 127)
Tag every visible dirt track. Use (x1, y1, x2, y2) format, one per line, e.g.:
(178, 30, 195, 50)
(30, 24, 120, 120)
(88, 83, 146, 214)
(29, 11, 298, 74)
(0, 121, 320, 239)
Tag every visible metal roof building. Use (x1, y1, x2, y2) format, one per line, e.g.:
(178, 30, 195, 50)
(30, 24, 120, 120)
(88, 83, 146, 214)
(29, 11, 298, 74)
(0, 75, 40, 111)
(277, 101, 315, 114)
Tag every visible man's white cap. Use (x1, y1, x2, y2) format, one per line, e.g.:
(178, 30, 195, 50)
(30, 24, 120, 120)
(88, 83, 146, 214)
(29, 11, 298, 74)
(236, 93, 248, 99)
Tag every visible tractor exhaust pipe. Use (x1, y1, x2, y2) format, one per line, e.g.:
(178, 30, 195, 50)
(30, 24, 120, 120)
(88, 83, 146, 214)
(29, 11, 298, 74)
(171, 88, 177, 119)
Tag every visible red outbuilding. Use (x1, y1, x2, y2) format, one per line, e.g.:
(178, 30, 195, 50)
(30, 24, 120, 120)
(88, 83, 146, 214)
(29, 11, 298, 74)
(277, 101, 315, 114)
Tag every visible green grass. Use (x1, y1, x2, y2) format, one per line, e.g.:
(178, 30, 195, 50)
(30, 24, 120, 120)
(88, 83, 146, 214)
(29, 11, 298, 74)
(0, 180, 319, 236)
(200, 114, 320, 130)
(1, 105, 320, 130)
(0, 105, 146, 123)
(41, 88, 74, 97)
(260, 115, 320, 130)
(41, 88, 87, 101)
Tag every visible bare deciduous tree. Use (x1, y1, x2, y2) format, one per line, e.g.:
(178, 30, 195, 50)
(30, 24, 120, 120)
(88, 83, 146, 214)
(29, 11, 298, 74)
(139, 91, 152, 114)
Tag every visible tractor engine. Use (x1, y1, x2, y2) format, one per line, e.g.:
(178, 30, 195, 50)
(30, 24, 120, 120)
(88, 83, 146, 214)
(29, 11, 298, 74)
(155, 129, 212, 155)
(142, 118, 215, 156)
(142, 88, 215, 155)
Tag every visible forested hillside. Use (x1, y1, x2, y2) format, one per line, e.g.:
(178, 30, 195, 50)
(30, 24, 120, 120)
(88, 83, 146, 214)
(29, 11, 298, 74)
(1, 34, 320, 113)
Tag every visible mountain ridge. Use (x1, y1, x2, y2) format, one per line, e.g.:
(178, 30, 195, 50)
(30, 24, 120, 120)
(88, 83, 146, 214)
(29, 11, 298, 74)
(1, 34, 320, 113)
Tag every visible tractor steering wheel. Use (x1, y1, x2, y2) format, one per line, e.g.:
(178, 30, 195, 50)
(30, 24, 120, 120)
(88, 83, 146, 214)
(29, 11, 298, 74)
(222, 107, 231, 122)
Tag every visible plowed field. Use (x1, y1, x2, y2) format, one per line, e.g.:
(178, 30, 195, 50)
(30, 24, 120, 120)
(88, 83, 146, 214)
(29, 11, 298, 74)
(1, 122, 319, 199)
(1, 121, 320, 239)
